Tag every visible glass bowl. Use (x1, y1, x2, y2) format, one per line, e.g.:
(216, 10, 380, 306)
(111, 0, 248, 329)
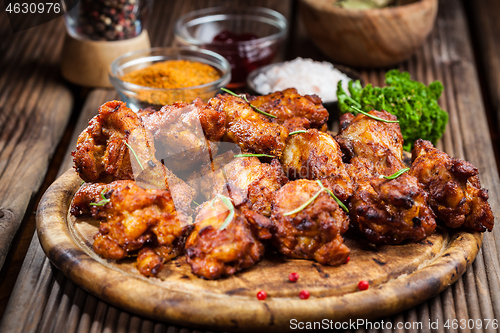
(109, 47, 231, 111)
(174, 7, 288, 88)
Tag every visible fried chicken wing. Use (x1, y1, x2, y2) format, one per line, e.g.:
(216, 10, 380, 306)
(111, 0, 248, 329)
(249, 88, 329, 131)
(72, 100, 147, 183)
(185, 199, 264, 279)
(271, 179, 350, 266)
(190, 153, 288, 217)
(138, 98, 223, 172)
(208, 94, 289, 157)
(347, 157, 436, 245)
(70, 180, 192, 277)
(73, 100, 196, 211)
(280, 129, 353, 202)
(336, 111, 405, 176)
(409, 139, 494, 232)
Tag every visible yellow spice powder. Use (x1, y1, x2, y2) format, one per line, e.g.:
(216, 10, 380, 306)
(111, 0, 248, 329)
(122, 60, 221, 89)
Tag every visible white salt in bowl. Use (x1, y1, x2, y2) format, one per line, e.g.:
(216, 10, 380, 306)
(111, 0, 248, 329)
(247, 58, 362, 104)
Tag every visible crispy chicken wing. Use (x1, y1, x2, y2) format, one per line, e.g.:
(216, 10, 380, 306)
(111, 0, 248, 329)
(409, 139, 494, 232)
(185, 199, 264, 279)
(138, 98, 223, 172)
(208, 94, 289, 157)
(72, 100, 149, 183)
(280, 129, 353, 202)
(347, 157, 436, 245)
(249, 88, 329, 131)
(189, 153, 288, 217)
(70, 180, 192, 277)
(73, 100, 196, 211)
(336, 111, 405, 176)
(271, 179, 350, 266)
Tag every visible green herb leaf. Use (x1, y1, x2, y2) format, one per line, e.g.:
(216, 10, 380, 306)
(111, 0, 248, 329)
(124, 141, 144, 171)
(283, 188, 323, 216)
(90, 189, 111, 207)
(283, 179, 349, 216)
(319, 181, 349, 213)
(337, 70, 449, 151)
(210, 194, 235, 230)
(350, 105, 399, 123)
(289, 130, 307, 136)
(233, 153, 275, 158)
(381, 167, 410, 180)
(221, 88, 277, 118)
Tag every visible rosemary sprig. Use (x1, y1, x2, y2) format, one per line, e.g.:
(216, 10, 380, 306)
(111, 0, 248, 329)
(234, 153, 275, 158)
(211, 194, 235, 230)
(221, 88, 277, 118)
(124, 141, 144, 171)
(90, 189, 111, 207)
(380, 167, 410, 180)
(283, 180, 349, 216)
(350, 105, 399, 123)
(321, 182, 349, 213)
(289, 130, 307, 136)
(283, 188, 322, 216)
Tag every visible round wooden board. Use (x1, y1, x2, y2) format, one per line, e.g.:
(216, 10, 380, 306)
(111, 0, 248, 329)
(37, 169, 482, 332)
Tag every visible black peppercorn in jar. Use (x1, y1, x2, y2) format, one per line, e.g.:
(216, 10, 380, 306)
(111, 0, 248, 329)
(62, 0, 152, 41)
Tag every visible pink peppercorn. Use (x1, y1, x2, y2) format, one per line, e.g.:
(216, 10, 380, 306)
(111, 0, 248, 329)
(299, 290, 310, 299)
(289, 272, 299, 282)
(358, 280, 369, 291)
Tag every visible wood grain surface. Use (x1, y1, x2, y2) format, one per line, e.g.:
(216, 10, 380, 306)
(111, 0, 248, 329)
(0, 0, 499, 332)
(0, 13, 74, 271)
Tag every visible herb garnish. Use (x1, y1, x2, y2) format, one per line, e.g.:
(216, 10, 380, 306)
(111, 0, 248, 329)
(211, 194, 235, 230)
(221, 88, 277, 118)
(289, 130, 307, 136)
(90, 189, 111, 207)
(380, 168, 410, 180)
(234, 153, 275, 158)
(337, 70, 449, 151)
(124, 141, 144, 171)
(349, 105, 399, 123)
(283, 180, 348, 216)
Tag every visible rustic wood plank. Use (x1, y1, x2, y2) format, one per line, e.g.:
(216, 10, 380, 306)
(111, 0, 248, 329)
(0, 15, 73, 271)
(466, 0, 500, 163)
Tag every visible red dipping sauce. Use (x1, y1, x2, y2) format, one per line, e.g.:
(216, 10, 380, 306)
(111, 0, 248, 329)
(208, 30, 277, 88)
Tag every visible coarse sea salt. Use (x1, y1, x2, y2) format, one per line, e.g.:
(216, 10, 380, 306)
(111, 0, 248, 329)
(252, 58, 352, 103)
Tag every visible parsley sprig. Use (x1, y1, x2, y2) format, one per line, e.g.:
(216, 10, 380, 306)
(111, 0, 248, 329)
(337, 70, 448, 151)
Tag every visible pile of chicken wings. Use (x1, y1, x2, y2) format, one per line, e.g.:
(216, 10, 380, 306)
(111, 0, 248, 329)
(70, 88, 494, 280)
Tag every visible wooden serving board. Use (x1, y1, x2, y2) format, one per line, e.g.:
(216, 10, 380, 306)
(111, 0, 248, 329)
(36, 169, 482, 332)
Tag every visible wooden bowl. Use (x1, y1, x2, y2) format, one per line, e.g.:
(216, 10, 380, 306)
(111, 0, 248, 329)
(299, 0, 438, 67)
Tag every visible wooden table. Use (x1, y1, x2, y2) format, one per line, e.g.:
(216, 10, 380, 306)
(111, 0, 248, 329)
(0, 0, 499, 332)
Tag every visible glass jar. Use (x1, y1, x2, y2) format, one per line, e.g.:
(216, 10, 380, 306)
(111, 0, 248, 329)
(62, 0, 153, 41)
